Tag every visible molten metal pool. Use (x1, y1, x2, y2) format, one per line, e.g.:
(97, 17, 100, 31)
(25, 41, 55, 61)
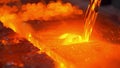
(0, 0, 120, 68)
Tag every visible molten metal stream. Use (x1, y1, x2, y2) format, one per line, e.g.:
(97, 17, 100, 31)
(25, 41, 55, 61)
(84, 0, 101, 41)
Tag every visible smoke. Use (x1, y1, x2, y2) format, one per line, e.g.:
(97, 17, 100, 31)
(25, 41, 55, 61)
(21, 2, 83, 21)
(0, 1, 83, 20)
(0, 1, 83, 38)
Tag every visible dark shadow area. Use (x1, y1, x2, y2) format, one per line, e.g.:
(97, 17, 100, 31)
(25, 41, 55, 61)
(0, 22, 55, 68)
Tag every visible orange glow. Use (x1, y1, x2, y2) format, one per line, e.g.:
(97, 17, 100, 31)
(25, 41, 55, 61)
(2, 0, 119, 68)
